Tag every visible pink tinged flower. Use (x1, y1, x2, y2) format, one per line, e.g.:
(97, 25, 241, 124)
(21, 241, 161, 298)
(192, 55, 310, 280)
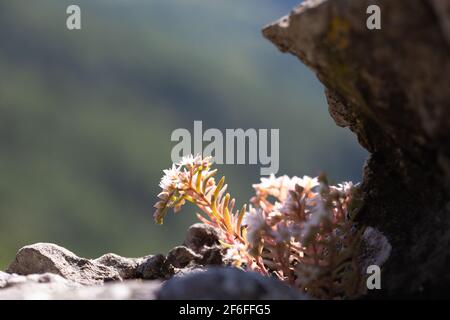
(296, 176, 319, 192)
(243, 207, 266, 229)
(177, 154, 213, 170)
(243, 208, 267, 248)
(301, 201, 331, 245)
(334, 181, 355, 196)
(159, 165, 181, 189)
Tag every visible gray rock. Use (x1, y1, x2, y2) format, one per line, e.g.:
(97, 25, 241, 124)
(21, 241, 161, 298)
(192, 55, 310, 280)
(184, 224, 225, 266)
(2, 247, 162, 299)
(263, 0, 450, 297)
(166, 246, 201, 268)
(0, 272, 81, 299)
(7, 243, 145, 285)
(93, 253, 148, 279)
(161, 246, 202, 278)
(199, 247, 223, 266)
(3, 222, 315, 299)
(50, 280, 161, 300)
(136, 254, 166, 279)
(0, 272, 160, 300)
(183, 223, 220, 253)
(157, 267, 309, 300)
(171, 266, 207, 279)
(4, 224, 228, 287)
(0, 271, 78, 288)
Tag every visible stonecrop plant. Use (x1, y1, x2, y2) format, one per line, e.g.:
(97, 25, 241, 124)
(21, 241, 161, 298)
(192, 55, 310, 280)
(154, 155, 388, 299)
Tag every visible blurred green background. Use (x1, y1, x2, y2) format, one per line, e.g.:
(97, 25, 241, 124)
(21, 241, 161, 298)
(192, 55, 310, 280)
(0, 0, 367, 269)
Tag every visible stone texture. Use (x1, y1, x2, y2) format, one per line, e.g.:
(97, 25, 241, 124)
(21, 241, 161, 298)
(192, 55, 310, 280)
(263, 0, 450, 298)
(165, 246, 201, 269)
(93, 253, 148, 279)
(7, 243, 145, 285)
(184, 223, 224, 266)
(1, 247, 308, 300)
(0, 272, 80, 299)
(0, 271, 160, 300)
(183, 223, 220, 253)
(0, 224, 232, 299)
(136, 254, 166, 280)
(52, 280, 160, 300)
(157, 267, 309, 300)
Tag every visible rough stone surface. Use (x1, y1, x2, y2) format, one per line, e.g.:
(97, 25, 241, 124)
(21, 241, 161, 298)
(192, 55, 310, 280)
(52, 280, 160, 300)
(0, 272, 80, 299)
(6, 243, 142, 285)
(4, 233, 226, 287)
(136, 254, 166, 280)
(93, 253, 148, 279)
(183, 223, 220, 252)
(263, 0, 450, 298)
(165, 246, 201, 269)
(0, 271, 160, 300)
(0, 224, 241, 299)
(1, 242, 307, 300)
(184, 223, 224, 266)
(157, 267, 309, 300)
(1, 223, 310, 299)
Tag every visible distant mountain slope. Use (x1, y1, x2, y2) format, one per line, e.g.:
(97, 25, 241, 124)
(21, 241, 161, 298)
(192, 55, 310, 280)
(0, 0, 367, 268)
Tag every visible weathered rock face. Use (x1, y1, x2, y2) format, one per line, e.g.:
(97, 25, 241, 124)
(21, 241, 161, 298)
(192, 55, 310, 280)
(263, 0, 450, 297)
(2, 224, 304, 300)
(7, 243, 144, 285)
(0, 225, 220, 299)
(5, 224, 224, 287)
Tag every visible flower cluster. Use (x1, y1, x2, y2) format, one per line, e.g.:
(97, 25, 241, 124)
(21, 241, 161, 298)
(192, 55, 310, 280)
(249, 174, 366, 298)
(154, 155, 266, 273)
(154, 155, 388, 299)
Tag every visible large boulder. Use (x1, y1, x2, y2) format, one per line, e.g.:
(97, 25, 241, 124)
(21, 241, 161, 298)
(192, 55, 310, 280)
(263, 0, 450, 297)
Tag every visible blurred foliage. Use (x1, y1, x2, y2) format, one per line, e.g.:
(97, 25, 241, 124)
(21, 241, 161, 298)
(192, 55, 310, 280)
(0, 0, 367, 268)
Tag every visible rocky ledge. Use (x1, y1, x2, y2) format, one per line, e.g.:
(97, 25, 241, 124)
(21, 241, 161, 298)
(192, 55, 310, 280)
(0, 223, 307, 300)
(263, 0, 450, 298)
